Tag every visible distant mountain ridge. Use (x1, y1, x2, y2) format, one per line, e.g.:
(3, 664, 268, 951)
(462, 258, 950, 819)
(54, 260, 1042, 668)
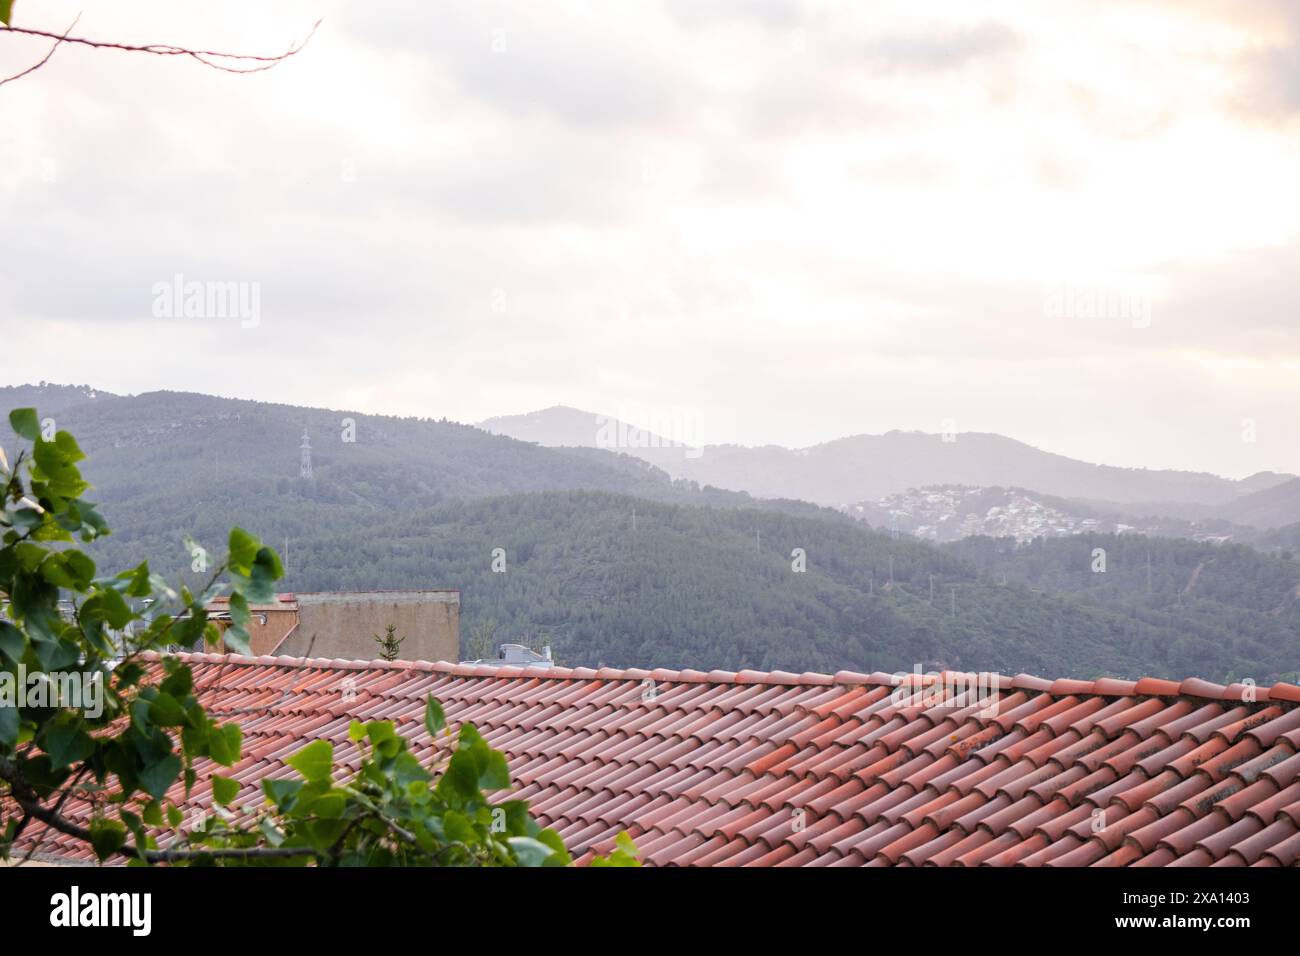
(0, 385, 840, 576)
(1218, 477, 1300, 529)
(9, 389, 1296, 532)
(0, 383, 118, 414)
(4, 384, 1299, 682)
(479, 405, 690, 453)
(477, 405, 1296, 521)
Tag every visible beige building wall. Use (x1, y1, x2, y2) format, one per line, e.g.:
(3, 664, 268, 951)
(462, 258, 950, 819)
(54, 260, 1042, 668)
(276, 591, 460, 663)
(206, 598, 299, 657)
(249, 607, 300, 656)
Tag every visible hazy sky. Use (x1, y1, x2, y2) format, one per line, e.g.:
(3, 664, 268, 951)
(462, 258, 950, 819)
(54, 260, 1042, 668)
(2, 0, 1298, 477)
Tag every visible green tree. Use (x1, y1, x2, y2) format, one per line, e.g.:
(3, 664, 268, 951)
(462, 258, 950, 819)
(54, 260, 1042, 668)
(0, 408, 637, 866)
(372, 623, 405, 662)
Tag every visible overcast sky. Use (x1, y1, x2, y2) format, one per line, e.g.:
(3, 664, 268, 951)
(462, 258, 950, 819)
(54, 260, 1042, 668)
(1, 0, 1298, 476)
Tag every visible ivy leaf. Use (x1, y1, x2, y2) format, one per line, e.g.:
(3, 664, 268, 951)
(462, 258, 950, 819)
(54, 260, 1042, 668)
(0, 621, 24, 665)
(209, 723, 242, 766)
(507, 836, 560, 867)
(536, 828, 572, 866)
(54, 429, 84, 460)
(246, 547, 283, 603)
(8, 407, 38, 441)
(89, 819, 126, 861)
(212, 775, 239, 807)
(119, 561, 151, 597)
(119, 810, 146, 857)
(436, 749, 480, 802)
(55, 550, 96, 589)
(286, 739, 333, 784)
(159, 662, 193, 699)
(424, 695, 446, 737)
(258, 818, 286, 847)
(365, 720, 400, 757)
(227, 527, 259, 573)
(392, 751, 429, 787)
(0, 703, 20, 748)
(81, 586, 134, 630)
(478, 750, 511, 791)
(442, 809, 475, 844)
(44, 719, 94, 768)
(301, 818, 348, 852)
(138, 801, 162, 828)
(309, 791, 346, 819)
(147, 692, 187, 727)
(221, 623, 252, 656)
(263, 778, 303, 811)
(229, 590, 250, 627)
(589, 831, 640, 866)
(75, 500, 109, 539)
(139, 753, 182, 801)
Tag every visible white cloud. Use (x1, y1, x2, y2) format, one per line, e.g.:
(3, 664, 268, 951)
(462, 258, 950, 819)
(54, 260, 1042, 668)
(0, 0, 1297, 476)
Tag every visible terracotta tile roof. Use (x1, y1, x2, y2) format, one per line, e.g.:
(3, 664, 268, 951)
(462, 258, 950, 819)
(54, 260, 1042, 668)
(17, 655, 1300, 866)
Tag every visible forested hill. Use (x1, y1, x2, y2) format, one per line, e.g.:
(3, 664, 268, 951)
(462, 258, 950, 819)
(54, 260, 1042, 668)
(6, 386, 1299, 684)
(0, 385, 675, 502)
(0, 385, 836, 519)
(945, 534, 1300, 682)
(78, 485, 1300, 684)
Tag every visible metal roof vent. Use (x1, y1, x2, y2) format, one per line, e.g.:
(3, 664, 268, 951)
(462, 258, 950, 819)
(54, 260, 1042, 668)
(461, 643, 555, 668)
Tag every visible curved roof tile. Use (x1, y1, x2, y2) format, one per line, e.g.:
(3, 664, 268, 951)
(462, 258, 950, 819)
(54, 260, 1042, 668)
(14, 652, 1300, 867)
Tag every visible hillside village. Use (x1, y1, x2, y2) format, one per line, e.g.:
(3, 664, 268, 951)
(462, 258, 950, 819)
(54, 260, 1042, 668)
(847, 485, 1236, 545)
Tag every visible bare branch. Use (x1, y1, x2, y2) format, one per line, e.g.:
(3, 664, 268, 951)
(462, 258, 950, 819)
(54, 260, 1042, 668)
(0, 17, 321, 86)
(0, 11, 79, 87)
(1, 760, 314, 864)
(16, 765, 91, 865)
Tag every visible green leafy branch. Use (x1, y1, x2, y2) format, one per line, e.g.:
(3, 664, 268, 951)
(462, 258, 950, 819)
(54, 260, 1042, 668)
(1, 407, 637, 867)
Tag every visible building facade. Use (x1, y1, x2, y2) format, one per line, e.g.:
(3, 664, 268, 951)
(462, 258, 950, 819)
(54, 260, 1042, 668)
(207, 590, 459, 663)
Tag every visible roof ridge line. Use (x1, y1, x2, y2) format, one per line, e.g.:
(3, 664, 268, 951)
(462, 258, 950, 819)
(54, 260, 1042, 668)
(148, 652, 1300, 704)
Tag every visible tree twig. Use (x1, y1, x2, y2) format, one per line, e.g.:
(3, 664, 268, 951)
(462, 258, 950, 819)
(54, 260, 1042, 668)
(0, 17, 321, 85)
(0, 758, 313, 864)
(0, 11, 80, 87)
(15, 765, 91, 865)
